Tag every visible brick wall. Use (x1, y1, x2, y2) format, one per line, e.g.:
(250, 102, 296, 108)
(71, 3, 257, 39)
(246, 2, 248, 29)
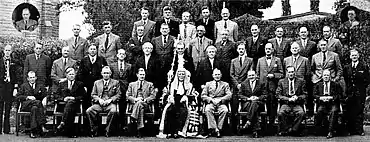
(0, 0, 59, 39)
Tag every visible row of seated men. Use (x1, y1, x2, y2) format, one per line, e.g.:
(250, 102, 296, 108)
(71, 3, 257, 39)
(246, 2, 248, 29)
(8, 37, 369, 139)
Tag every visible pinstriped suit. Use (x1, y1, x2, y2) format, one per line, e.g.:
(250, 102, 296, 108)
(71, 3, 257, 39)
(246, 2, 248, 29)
(23, 54, 52, 86)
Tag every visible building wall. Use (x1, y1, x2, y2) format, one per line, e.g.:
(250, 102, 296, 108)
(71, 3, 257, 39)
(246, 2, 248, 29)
(0, 0, 59, 39)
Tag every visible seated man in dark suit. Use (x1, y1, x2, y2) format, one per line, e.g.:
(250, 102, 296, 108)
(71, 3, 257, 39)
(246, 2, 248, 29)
(126, 68, 156, 137)
(276, 66, 307, 136)
(55, 68, 86, 138)
(16, 71, 48, 138)
(238, 70, 267, 138)
(201, 69, 232, 138)
(86, 66, 121, 137)
(313, 69, 342, 139)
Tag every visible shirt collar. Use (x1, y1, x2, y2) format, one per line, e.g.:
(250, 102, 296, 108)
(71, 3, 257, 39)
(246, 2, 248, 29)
(89, 55, 96, 59)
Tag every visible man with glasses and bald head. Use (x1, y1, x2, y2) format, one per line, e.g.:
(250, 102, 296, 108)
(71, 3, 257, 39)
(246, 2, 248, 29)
(214, 8, 238, 43)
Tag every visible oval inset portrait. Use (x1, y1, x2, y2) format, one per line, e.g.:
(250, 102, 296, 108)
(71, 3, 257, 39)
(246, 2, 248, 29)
(12, 3, 40, 32)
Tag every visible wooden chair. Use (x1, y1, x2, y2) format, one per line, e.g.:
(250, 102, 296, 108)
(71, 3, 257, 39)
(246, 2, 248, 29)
(52, 100, 83, 132)
(236, 98, 268, 134)
(15, 102, 31, 136)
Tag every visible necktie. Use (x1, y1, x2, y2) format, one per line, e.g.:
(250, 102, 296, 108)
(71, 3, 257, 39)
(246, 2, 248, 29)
(250, 81, 255, 91)
(239, 57, 243, 67)
(138, 36, 142, 43)
(139, 81, 143, 90)
(324, 82, 329, 95)
(224, 20, 227, 29)
(69, 81, 73, 90)
(143, 20, 146, 26)
(104, 81, 108, 90)
(163, 36, 167, 44)
(4, 59, 9, 82)
(323, 52, 326, 63)
(91, 57, 95, 64)
(63, 58, 67, 70)
(74, 36, 78, 47)
(293, 57, 297, 63)
(199, 38, 203, 45)
(352, 62, 356, 68)
(105, 34, 109, 49)
(204, 19, 207, 25)
(36, 55, 39, 60)
(215, 81, 219, 90)
(24, 20, 27, 30)
(184, 24, 187, 38)
(289, 80, 294, 95)
(303, 40, 307, 48)
(31, 83, 35, 89)
(266, 56, 271, 60)
(120, 62, 124, 72)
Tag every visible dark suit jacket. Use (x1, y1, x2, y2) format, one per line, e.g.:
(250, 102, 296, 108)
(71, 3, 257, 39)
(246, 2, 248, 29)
(154, 19, 179, 37)
(134, 55, 160, 87)
(268, 37, 291, 60)
(246, 36, 268, 66)
(239, 79, 267, 101)
(215, 40, 238, 65)
(126, 36, 151, 64)
(77, 56, 108, 89)
(55, 80, 86, 101)
(343, 61, 370, 98)
(126, 80, 156, 104)
(313, 81, 341, 104)
(64, 36, 89, 61)
(108, 61, 133, 88)
(230, 56, 254, 87)
(0, 57, 21, 101)
(132, 19, 156, 40)
(151, 35, 175, 62)
(294, 39, 317, 58)
(195, 18, 215, 41)
(23, 54, 52, 86)
(195, 58, 224, 88)
(256, 56, 284, 92)
(276, 78, 307, 104)
(17, 82, 47, 110)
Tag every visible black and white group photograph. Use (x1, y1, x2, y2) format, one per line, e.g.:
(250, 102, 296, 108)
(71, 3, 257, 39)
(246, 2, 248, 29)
(0, 0, 370, 141)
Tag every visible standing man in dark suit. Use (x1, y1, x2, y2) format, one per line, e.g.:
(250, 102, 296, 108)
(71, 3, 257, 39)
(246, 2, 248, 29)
(77, 44, 107, 134)
(86, 66, 121, 137)
(238, 70, 267, 138)
(268, 27, 291, 60)
(313, 69, 342, 139)
(215, 30, 237, 84)
(187, 25, 213, 69)
(127, 25, 150, 64)
(151, 23, 175, 89)
(343, 49, 370, 136)
(64, 24, 88, 62)
(23, 42, 52, 87)
(134, 42, 159, 87)
(195, 46, 223, 90)
(108, 48, 132, 127)
(230, 43, 254, 89)
(294, 27, 317, 59)
(55, 68, 86, 138)
(0, 45, 21, 134)
(256, 43, 284, 128)
(132, 7, 155, 40)
(276, 66, 307, 136)
(170, 42, 195, 80)
(154, 6, 179, 37)
(246, 25, 268, 69)
(195, 6, 215, 41)
(51, 46, 77, 92)
(126, 68, 156, 137)
(16, 71, 48, 138)
(95, 21, 121, 64)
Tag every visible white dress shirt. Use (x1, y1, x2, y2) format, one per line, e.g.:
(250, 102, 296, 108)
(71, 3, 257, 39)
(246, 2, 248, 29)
(89, 55, 97, 64)
(209, 58, 214, 69)
(144, 55, 151, 70)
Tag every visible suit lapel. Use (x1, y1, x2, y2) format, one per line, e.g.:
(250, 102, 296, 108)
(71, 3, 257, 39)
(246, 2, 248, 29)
(323, 52, 333, 67)
(214, 81, 221, 95)
(267, 57, 276, 72)
(296, 56, 304, 69)
(294, 79, 299, 93)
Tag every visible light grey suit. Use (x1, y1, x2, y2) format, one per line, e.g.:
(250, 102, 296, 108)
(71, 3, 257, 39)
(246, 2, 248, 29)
(187, 36, 213, 69)
(131, 19, 156, 40)
(94, 33, 121, 64)
(214, 20, 238, 43)
(50, 57, 77, 88)
(126, 80, 156, 129)
(311, 51, 342, 83)
(283, 55, 310, 80)
(64, 36, 89, 61)
(201, 80, 232, 130)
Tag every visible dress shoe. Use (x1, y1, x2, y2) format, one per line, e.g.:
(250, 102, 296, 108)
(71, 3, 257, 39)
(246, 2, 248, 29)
(242, 121, 251, 129)
(360, 132, 365, 136)
(326, 132, 333, 139)
(278, 132, 288, 136)
(105, 132, 110, 137)
(69, 135, 78, 138)
(42, 127, 49, 133)
(215, 131, 221, 138)
(252, 132, 260, 138)
(30, 133, 37, 138)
